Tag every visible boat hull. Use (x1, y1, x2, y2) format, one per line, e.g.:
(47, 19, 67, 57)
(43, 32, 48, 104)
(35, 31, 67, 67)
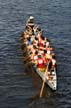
(34, 65, 57, 90)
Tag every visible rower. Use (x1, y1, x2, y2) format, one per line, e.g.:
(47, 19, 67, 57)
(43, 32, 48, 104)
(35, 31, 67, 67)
(45, 50, 52, 65)
(37, 34, 46, 52)
(47, 53, 56, 73)
(45, 38, 50, 48)
(32, 50, 38, 64)
(46, 47, 53, 54)
(36, 54, 46, 72)
(38, 36, 45, 47)
(51, 54, 56, 70)
(33, 37, 38, 47)
(31, 35, 35, 42)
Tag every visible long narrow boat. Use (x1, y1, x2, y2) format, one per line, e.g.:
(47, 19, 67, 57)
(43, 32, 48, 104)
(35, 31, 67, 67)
(21, 17, 57, 91)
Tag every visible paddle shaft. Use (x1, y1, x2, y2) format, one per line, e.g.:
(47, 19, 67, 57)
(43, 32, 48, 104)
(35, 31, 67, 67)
(39, 66, 48, 98)
(40, 78, 46, 98)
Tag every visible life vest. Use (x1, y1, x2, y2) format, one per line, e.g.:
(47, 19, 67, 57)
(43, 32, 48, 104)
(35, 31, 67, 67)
(37, 58, 45, 68)
(38, 38, 44, 47)
(42, 53, 45, 57)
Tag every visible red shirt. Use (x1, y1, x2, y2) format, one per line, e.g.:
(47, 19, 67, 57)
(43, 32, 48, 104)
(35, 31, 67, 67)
(38, 38, 44, 48)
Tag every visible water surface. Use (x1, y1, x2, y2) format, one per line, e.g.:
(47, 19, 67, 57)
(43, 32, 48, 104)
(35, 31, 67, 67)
(0, 0, 71, 108)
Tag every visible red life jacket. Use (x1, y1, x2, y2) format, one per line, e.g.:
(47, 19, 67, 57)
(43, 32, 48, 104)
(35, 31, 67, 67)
(37, 58, 45, 68)
(38, 38, 44, 48)
(42, 53, 45, 57)
(45, 58, 50, 63)
(45, 54, 51, 64)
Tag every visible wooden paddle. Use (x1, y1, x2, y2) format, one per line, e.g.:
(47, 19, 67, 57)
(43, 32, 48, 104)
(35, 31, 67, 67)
(39, 66, 48, 98)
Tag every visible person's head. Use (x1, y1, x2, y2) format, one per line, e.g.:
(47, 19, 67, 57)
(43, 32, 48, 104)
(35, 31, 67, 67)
(44, 44, 46, 48)
(44, 50, 47, 54)
(27, 37, 31, 41)
(46, 38, 50, 42)
(37, 28, 42, 32)
(35, 37, 38, 41)
(30, 51, 33, 55)
(41, 36, 45, 40)
(33, 45, 37, 49)
(37, 32, 41, 36)
(38, 55, 41, 58)
(31, 41, 34, 45)
(52, 53, 56, 59)
(38, 53, 42, 58)
(35, 50, 38, 54)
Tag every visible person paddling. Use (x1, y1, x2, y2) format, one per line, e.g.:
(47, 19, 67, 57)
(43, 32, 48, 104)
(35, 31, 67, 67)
(32, 50, 38, 64)
(51, 54, 56, 70)
(36, 54, 46, 72)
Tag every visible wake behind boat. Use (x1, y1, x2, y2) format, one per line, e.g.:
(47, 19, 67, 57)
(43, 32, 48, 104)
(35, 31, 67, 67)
(21, 16, 57, 92)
